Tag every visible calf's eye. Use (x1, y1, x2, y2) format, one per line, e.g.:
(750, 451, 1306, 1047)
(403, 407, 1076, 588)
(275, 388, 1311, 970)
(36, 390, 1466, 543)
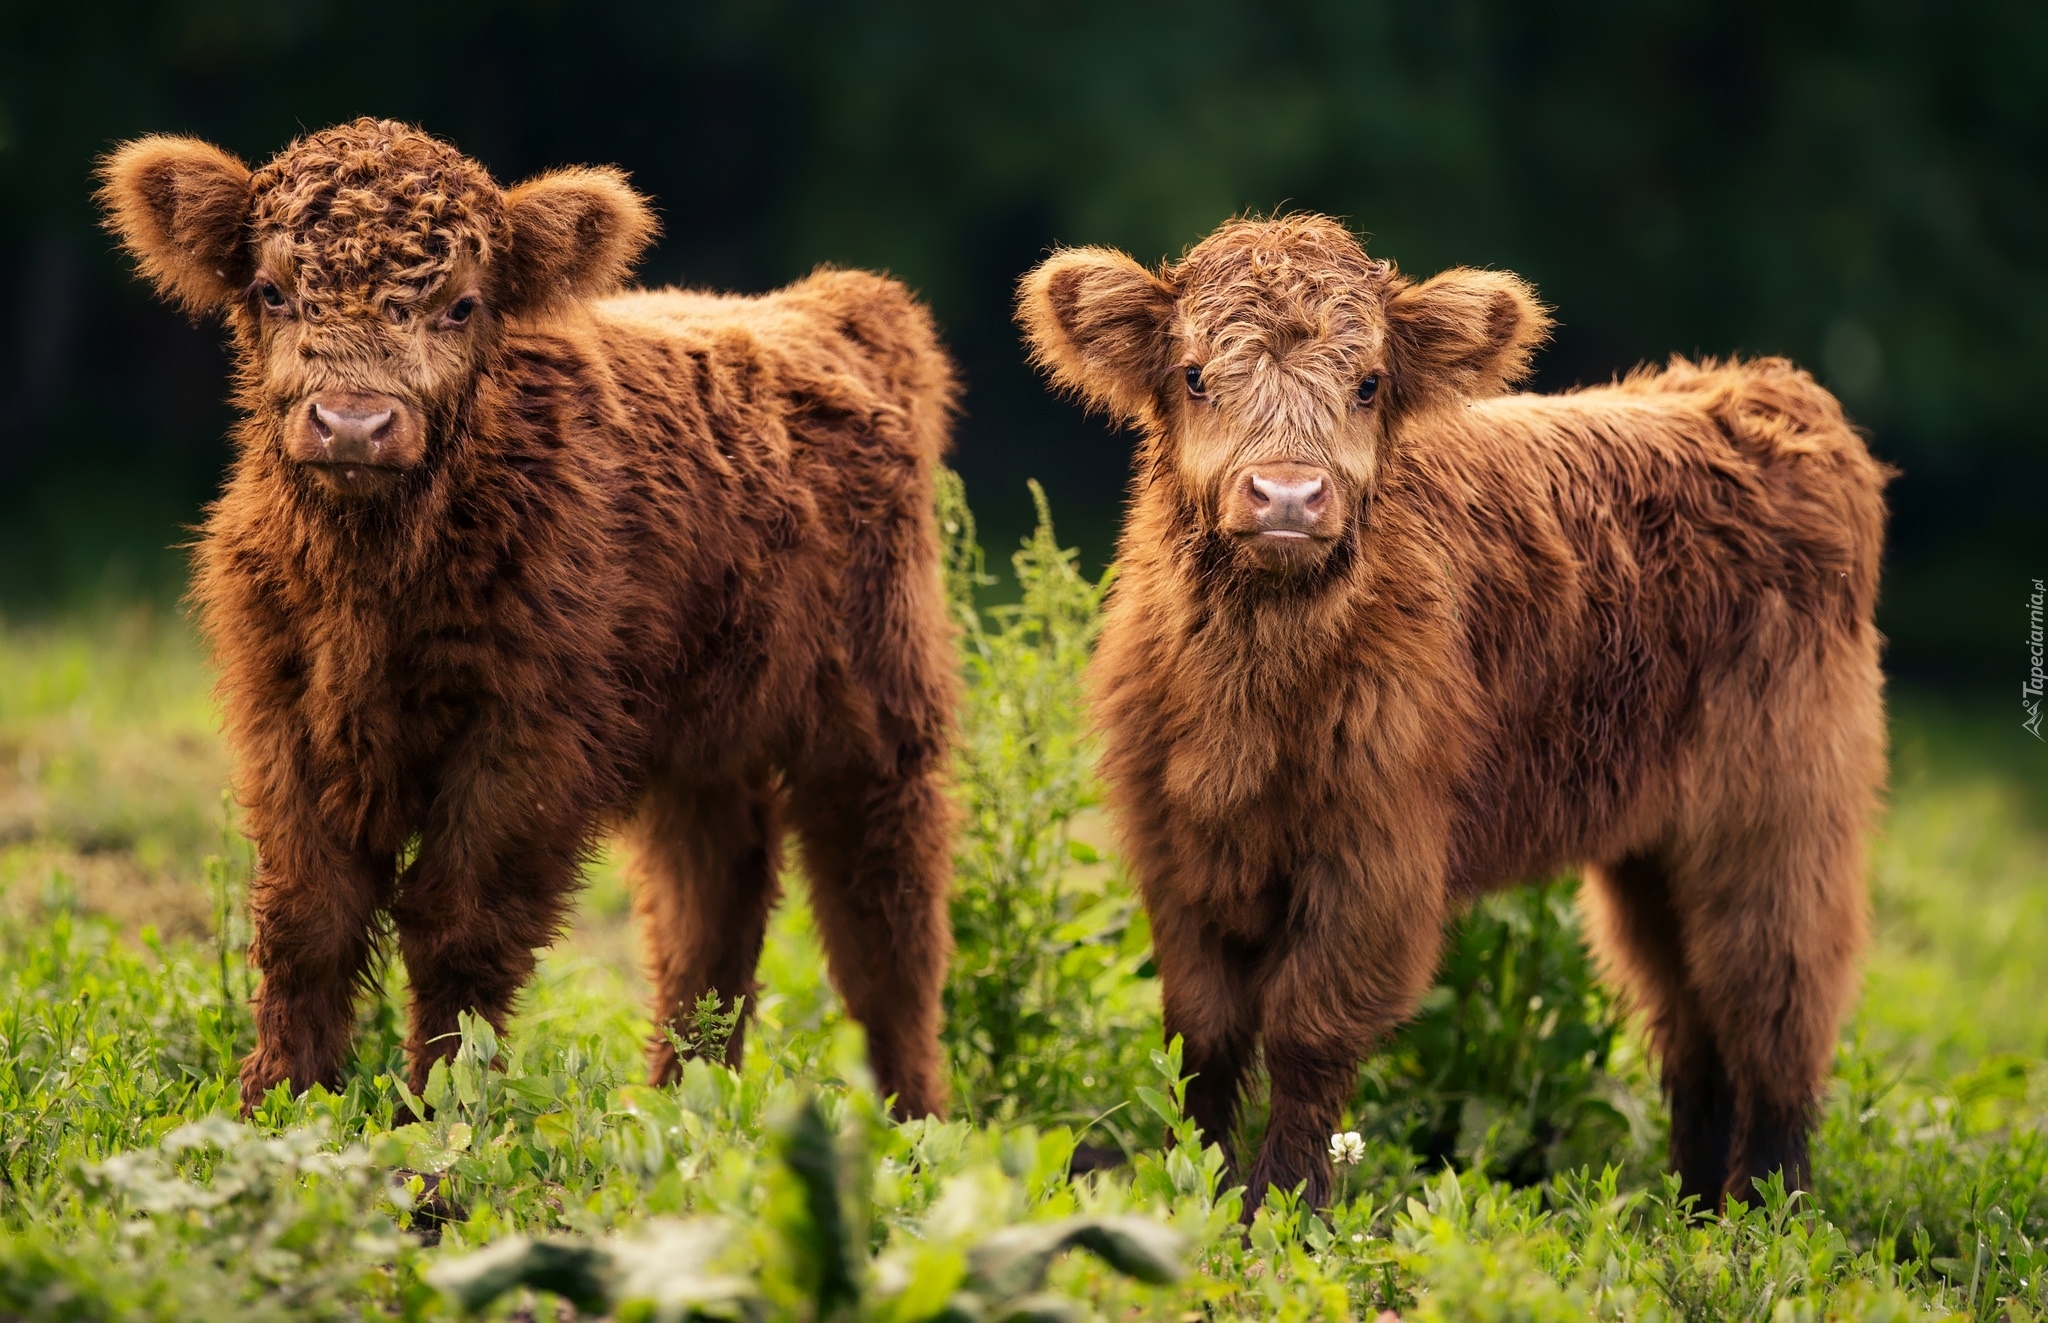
(258, 281, 286, 310)
(442, 297, 477, 327)
(1184, 365, 1207, 398)
(1357, 373, 1381, 403)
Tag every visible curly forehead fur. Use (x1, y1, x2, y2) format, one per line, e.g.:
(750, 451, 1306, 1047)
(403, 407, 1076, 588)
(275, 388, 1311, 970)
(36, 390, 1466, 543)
(1174, 215, 1392, 368)
(1171, 214, 1395, 447)
(249, 118, 507, 315)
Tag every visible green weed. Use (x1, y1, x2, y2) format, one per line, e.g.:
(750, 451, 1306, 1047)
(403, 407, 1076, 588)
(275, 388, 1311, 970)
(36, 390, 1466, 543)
(936, 472, 1157, 1144)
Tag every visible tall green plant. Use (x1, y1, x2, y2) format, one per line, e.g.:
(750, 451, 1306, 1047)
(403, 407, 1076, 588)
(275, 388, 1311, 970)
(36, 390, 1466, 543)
(935, 473, 1154, 1133)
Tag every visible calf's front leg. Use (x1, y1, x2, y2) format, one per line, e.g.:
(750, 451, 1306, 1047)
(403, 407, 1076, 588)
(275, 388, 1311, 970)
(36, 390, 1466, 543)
(1146, 886, 1259, 1171)
(239, 826, 392, 1113)
(390, 832, 585, 1093)
(1247, 855, 1447, 1211)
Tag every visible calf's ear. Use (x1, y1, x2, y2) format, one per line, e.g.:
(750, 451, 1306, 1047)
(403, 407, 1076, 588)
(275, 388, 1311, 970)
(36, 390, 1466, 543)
(496, 167, 659, 312)
(96, 136, 254, 315)
(1017, 247, 1176, 423)
(1386, 268, 1552, 402)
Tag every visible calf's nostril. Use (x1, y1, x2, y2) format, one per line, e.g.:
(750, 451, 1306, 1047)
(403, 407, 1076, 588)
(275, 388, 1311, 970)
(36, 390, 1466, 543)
(310, 403, 334, 442)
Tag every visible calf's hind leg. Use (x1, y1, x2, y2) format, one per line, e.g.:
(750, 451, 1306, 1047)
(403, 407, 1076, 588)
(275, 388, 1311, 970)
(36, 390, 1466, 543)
(1581, 852, 1738, 1205)
(626, 776, 783, 1082)
(1668, 804, 1866, 1202)
(1586, 810, 1866, 1205)
(789, 756, 953, 1120)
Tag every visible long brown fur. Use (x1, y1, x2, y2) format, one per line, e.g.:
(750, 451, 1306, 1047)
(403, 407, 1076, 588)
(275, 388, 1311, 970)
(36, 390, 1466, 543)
(1019, 215, 1888, 1210)
(99, 119, 959, 1118)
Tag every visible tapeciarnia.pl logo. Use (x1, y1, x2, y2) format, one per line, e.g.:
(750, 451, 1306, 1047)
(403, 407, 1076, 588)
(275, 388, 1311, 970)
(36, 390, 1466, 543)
(2027, 578, 2045, 741)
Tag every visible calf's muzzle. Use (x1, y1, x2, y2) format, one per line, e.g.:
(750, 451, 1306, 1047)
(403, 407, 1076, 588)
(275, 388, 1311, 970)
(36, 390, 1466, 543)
(1222, 461, 1336, 537)
(286, 390, 425, 496)
(1247, 468, 1329, 537)
(1216, 460, 1349, 572)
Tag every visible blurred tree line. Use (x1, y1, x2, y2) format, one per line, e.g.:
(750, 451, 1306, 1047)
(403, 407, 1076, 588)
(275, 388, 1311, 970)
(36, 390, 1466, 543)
(0, 0, 2040, 684)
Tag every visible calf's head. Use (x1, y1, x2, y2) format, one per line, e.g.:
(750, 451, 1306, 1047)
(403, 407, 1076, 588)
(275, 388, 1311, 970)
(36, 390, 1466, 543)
(1019, 215, 1549, 577)
(99, 118, 656, 499)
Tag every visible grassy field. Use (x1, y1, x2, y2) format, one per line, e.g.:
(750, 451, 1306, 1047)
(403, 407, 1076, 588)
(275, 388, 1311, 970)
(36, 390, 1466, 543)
(2, 482, 2046, 1320)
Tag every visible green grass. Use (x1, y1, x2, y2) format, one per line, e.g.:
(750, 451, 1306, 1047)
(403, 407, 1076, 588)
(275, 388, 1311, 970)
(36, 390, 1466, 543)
(2, 481, 2045, 1319)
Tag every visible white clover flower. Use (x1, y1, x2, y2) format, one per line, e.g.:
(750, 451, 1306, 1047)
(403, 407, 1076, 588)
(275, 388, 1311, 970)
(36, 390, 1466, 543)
(1328, 1130, 1366, 1165)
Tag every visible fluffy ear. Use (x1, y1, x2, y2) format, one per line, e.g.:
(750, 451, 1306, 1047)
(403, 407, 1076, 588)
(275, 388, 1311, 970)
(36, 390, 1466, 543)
(1017, 247, 1176, 422)
(96, 136, 254, 315)
(1385, 268, 1552, 402)
(495, 167, 658, 312)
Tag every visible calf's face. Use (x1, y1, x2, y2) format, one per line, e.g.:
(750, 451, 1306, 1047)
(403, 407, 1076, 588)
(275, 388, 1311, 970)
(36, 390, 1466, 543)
(98, 119, 656, 499)
(1019, 216, 1549, 578)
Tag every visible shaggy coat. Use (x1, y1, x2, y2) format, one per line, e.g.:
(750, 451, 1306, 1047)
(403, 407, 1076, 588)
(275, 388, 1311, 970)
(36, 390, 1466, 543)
(1019, 216, 1888, 1209)
(99, 120, 958, 1117)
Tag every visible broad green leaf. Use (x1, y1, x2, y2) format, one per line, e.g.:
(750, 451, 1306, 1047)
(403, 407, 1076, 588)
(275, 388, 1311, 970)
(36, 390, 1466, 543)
(427, 1234, 611, 1313)
(773, 1095, 860, 1319)
(966, 1216, 1186, 1301)
(1135, 1086, 1179, 1128)
(423, 1057, 454, 1115)
(607, 1218, 757, 1322)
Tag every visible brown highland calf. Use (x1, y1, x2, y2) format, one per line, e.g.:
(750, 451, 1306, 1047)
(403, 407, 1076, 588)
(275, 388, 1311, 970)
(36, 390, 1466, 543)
(1019, 215, 1888, 1210)
(99, 119, 959, 1117)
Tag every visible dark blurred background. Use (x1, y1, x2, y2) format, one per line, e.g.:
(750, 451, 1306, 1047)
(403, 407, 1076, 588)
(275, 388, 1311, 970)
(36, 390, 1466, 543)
(1, 0, 2041, 687)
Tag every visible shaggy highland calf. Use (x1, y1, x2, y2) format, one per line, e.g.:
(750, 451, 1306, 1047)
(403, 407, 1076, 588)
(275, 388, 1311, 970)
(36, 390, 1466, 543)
(1019, 216, 1888, 1210)
(100, 119, 959, 1117)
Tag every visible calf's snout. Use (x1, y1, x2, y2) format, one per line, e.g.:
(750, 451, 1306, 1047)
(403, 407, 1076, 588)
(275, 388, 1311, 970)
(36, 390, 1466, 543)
(1223, 461, 1336, 540)
(286, 390, 425, 494)
(1247, 470, 1329, 536)
(311, 400, 394, 456)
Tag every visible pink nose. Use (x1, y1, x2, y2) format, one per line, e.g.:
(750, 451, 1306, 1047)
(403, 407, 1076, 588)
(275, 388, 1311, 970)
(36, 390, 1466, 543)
(309, 400, 396, 458)
(1248, 472, 1329, 532)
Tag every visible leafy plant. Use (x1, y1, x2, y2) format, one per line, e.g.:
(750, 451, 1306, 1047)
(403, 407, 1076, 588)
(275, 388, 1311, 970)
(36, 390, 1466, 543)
(80, 1116, 424, 1320)
(430, 1220, 746, 1320)
(429, 1094, 1187, 1322)
(665, 990, 749, 1068)
(936, 471, 1155, 1138)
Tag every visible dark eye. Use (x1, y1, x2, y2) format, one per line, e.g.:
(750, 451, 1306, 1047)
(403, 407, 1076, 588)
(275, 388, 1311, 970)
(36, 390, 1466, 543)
(443, 297, 476, 326)
(258, 281, 285, 310)
(1357, 373, 1381, 403)
(1184, 364, 1207, 398)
